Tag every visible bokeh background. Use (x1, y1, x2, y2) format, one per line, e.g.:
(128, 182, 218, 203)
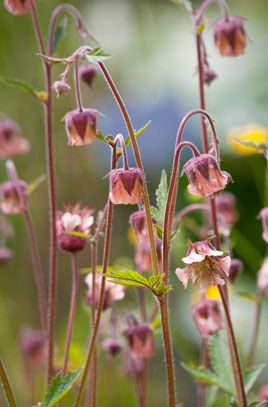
(0, 0, 268, 405)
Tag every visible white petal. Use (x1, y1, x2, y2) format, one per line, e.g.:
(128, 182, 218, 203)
(175, 268, 189, 289)
(62, 212, 81, 231)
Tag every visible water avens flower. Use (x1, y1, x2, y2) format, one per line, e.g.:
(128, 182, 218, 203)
(4, 0, 30, 15)
(135, 238, 162, 272)
(192, 299, 223, 337)
(258, 207, 268, 244)
(0, 116, 30, 159)
(79, 65, 98, 87)
(203, 67, 217, 85)
(129, 210, 148, 242)
(182, 154, 230, 198)
(0, 180, 28, 214)
(229, 258, 243, 283)
(213, 16, 246, 57)
(257, 257, 268, 295)
(175, 240, 231, 288)
(19, 326, 46, 365)
(102, 338, 123, 357)
(56, 205, 94, 252)
(64, 108, 99, 146)
(109, 168, 143, 205)
(85, 273, 125, 310)
(123, 319, 154, 359)
(216, 192, 238, 236)
(52, 80, 71, 98)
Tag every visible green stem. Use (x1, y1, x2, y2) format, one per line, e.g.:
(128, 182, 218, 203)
(0, 358, 16, 407)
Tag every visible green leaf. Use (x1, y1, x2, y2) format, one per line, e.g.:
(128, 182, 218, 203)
(244, 364, 265, 394)
(150, 315, 161, 330)
(206, 385, 219, 407)
(125, 120, 152, 148)
(53, 17, 68, 52)
(248, 402, 266, 407)
(150, 206, 163, 225)
(41, 369, 81, 407)
(104, 270, 150, 289)
(170, 0, 193, 13)
(86, 47, 111, 65)
(236, 291, 256, 301)
(209, 331, 235, 395)
(96, 131, 107, 143)
(0, 77, 42, 101)
(181, 363, 230, 392)
(154, 223, 163, 240)
(152, 170, 168, 226)
(233, 139, 268, 153)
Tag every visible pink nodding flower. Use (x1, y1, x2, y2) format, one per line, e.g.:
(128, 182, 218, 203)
(203, 67, 217, 85)
(123, 322, 154, 359)
(0, 247, 13, 265)
(56, 204, 94, 253)
(258, 207, 268, 244)
(109, 168, 143, 205)
(0, 180, 28, 215)
(258, 384, 268, 404)
(182, 154, 230, 198)
(0, 116, 30, 159)
(257, 257, 268, 295)
(213, 16, 246, 57)
(79, 65, 98, 87)
(175, 240, 231, 288)
(229, 258, 243, 283)
(102, 338, 123, 358)
(4, 0, 30, 15)
(135, 238, 162, 272)
(216, 192, 239, 236)
(85, 272, 125, 310)
(52, 81, 71, 98)
(192, 299, 223, 337)
(19, 326, 46, 365)
(64, 108, 99, 146)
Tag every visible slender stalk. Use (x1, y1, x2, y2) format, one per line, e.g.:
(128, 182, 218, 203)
(0, 358, 16, 407)
(114, 133, 130, 170)
(62, 253, 79, 376)
(173, 203, 210, 230)
(159, 296, 176, 407)
(218, 286, 247, 407)
(29, 0, 58, 386)
(194, 0, 229, 24)
(247, 291, 263, 368)
(74, 147, 116, 406)
(74, 58, 83, 112)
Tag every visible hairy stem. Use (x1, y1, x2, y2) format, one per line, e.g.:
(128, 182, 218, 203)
(0, 358, 16, 407)
(74, 58, 83, 112)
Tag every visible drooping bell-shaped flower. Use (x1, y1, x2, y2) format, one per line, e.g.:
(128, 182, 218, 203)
(123, 317, 154, 359)
(79, 65, 98, 87)
(135, 238, 162, 272)
(4, 0, 30, 15)
(175, 240, 231, 288)
(102, 338, 123, 357)
(192, 299, 223, 337)
(0, 180, 28, 215)
(19, 326, 46, 365)
(64, 108, 99, 146)
(85, 273, 125, 310)
(258, 207, 268, 244)
(0, 116, 30, 159)
(52, 80, 71, 98)
(109, 168, 143, 205)
(213, 16, 246, 57)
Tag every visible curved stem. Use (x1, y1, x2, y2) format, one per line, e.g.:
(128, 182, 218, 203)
(0, 358, 16, 407)
(194, 0, 229, 25)
(74, 146, 116, 406)
(74, 58, 83, 112)
(247, 291, 263, 368)
(173, 203, 210, 230)
(62, 252, 79, 376)
(114, 133, 130, 170)
(159, 296, 176, 407)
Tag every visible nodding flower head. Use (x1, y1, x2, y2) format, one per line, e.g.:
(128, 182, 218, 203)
(102, 338, 123, 358)
(0, 180, 28, 215)
(182, 154, 230, 198)
(0, 116, 30, 159)
(64, 108, 99, 146)
(192, 299, 223, 337)
(258, 207, 268, 244)
(19, 326, 46, 365)
(213, 16, 246, 57)
(216, 192, 239, 236)
(79, 65, 98, 87)
(203, 67, 217, 85)
(129, 210, 155, 243)
(52, 81, 71, 98)
(109, 168, 143, 205)
(229, 258, 243, 283)
(257, 257, 268, 295)
(175, 240, 231, 288)
(4, 0, 30, 15)
(135, 238, 162, 272)
(85, 272, 125, 310)
(0, 247, 13, 265)
(56, 204, 94, 252)
(123, 317, 154, 359)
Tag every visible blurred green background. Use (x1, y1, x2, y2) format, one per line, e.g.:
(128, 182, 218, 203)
(0, 0, 268, 405)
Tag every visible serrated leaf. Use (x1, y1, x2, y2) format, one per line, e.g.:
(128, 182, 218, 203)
(41, 369, 81, 407)
(148, 274, 163, 288)
(153, 170, 168, 226)
(181, 363, 230, 392)
(170, 0, 193, 13)
(209, 331, 235, 395)
(104, 270, 150, 289)
(53, 16, 68, 52)
(244, 364, 265, 394)
(125, 120, 152, 148)
(0, 77, 40, 101)
(86, 47, 111, 65)
(150, 206, 162, 225)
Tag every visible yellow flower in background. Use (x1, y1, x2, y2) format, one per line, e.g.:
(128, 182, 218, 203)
(229, 123, 268, 155)
(205, 285, 221, 301)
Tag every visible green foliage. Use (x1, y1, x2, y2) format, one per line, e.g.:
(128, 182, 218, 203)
(233, 139, 268, 155)
(96, 131, 107, 143)
(244, 364, 265, 394)
(170, 0, 193, 13)
(53, 17, 68, 53)
(236, 291, 257, 302)
(86, 47, 111, 64)
(125, 120, 152, 147)
(151, 170, 168, 225)
(41, 369, 81, 407)
(0, 77, 45, 102)
(181, 363, 229, 391)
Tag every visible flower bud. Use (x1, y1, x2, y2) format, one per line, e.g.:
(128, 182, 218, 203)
(213, 16, 246, 57)
(182, 154, 230, 198)
(52, 81, 71, 98)
(109, 168, 143, 205)
(0, 247, 13, 265)
(258, 384, 268, 404)
(19, 326, 46, 365)
(79, 65, 98, 87)
(258, 207, 268, 244)
(4, 0, 30, 15)
(64, 108, 99, 146)
(102, 338, 123, 357)
(203, 68, 217, 85)
(56, 205, 93, 253)
(229, 258, 243, 283)
(0, 116, 30, 159)
(0, 180, 28, 215)
(123, 322, 154, 359)
(135, 238, 162, 272)
(192, 299, 223, 337)
(257, 257, 268, 295)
